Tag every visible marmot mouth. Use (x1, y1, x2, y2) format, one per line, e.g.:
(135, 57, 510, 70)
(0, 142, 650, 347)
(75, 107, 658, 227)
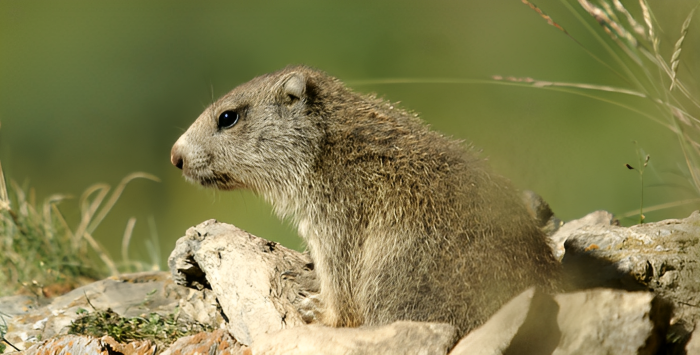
(185, 171, 243, 191)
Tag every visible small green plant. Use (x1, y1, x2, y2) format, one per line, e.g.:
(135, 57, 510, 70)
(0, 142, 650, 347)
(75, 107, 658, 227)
(69, 297, 213, 351)
(0, 157, 160, 297)
(625, 142, 651, 224)
(0, 313, 7, 353)
(0, 312, 19, 353)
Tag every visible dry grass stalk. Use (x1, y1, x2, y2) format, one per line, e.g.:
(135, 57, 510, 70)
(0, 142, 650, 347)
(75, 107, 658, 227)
(122, 217, 137, 267)
(670, 5, 698, 91)
(578, 0, 637, 47)
(521, 0, 568, 34)
(0, 161, 8, 211)
(74, 184, 109, 250)
(493, 75, 646, 97)
(619, 197, 700, 218)
(491, 75, 674, 129)
(638, 0, 659, 52)
(613, 0, 646, 38)
(522, 0, 700, 211)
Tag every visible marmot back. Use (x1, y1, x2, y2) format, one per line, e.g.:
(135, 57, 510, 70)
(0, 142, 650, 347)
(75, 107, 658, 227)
(171, 66, 559, 335)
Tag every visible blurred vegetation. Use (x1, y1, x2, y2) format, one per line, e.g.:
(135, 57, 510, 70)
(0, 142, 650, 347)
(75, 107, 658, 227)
(1, 0, 699, 272)
(0, 160, 160, 297)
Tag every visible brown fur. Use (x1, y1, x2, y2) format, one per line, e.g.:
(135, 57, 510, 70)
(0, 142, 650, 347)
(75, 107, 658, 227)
(171, 66, 558, 335)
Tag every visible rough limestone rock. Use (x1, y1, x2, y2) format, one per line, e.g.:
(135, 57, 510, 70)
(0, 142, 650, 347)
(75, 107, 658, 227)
(11, 330, 244, 355)
(161, 329, 245, 355)
(168, 219, 316, 346)
(552, 210, 700, 333)
(450, 287, 560, 355)
(19, 335, 154, 355)
(685, 321, 700, 354)
(0, 271, 219, 352)
(450, 287, 671, 355)
(549, 210, 618, 260)
(250, 321, 458, 355)
(553, 289, 671, 355)
(9, 212, 697, 354)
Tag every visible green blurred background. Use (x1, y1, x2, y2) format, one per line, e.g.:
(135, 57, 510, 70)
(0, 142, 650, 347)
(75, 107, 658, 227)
(1, 0, 698, 268)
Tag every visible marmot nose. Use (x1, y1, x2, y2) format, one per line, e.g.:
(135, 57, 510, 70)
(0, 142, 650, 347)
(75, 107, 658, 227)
(171, 145, 184, 170)
(172, 155, 184, 170)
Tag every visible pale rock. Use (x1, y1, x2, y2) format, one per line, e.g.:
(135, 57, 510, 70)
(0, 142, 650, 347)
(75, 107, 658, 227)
(251, 321, 457, 355)
(450, 287, 559, 355)
(685, 321, 700, 354)
(553, 289, 671, 355)
(168, 219, 316, 346)
(161, 329, 245, 355)
(553, 211, 700, 334)
(19, 335, 154, 355)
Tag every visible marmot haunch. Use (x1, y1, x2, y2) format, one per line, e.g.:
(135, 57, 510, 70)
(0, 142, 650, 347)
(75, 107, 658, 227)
(170, 66, 558, 335)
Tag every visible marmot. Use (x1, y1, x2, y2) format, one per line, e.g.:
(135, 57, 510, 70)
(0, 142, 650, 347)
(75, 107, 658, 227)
(170, 66, 558, 335)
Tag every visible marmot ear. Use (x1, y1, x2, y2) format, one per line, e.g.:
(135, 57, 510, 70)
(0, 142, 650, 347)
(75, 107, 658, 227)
(282, 73, 306, 103)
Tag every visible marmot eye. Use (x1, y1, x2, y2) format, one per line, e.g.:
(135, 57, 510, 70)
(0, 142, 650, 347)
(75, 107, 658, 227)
(218, 110, 239, 129)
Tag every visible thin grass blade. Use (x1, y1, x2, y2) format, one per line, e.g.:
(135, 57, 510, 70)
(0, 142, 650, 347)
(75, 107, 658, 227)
(74, 184, 110, 248)
(42, 194, 71, 240)
(82, 231, 119, 275)
(122, 217, 137, 265)
(87, 172, 160, 235)
(0, 160, 9, 211)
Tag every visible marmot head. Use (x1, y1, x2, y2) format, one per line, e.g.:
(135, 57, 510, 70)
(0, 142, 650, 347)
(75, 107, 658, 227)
(171, 67, 325, 200)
